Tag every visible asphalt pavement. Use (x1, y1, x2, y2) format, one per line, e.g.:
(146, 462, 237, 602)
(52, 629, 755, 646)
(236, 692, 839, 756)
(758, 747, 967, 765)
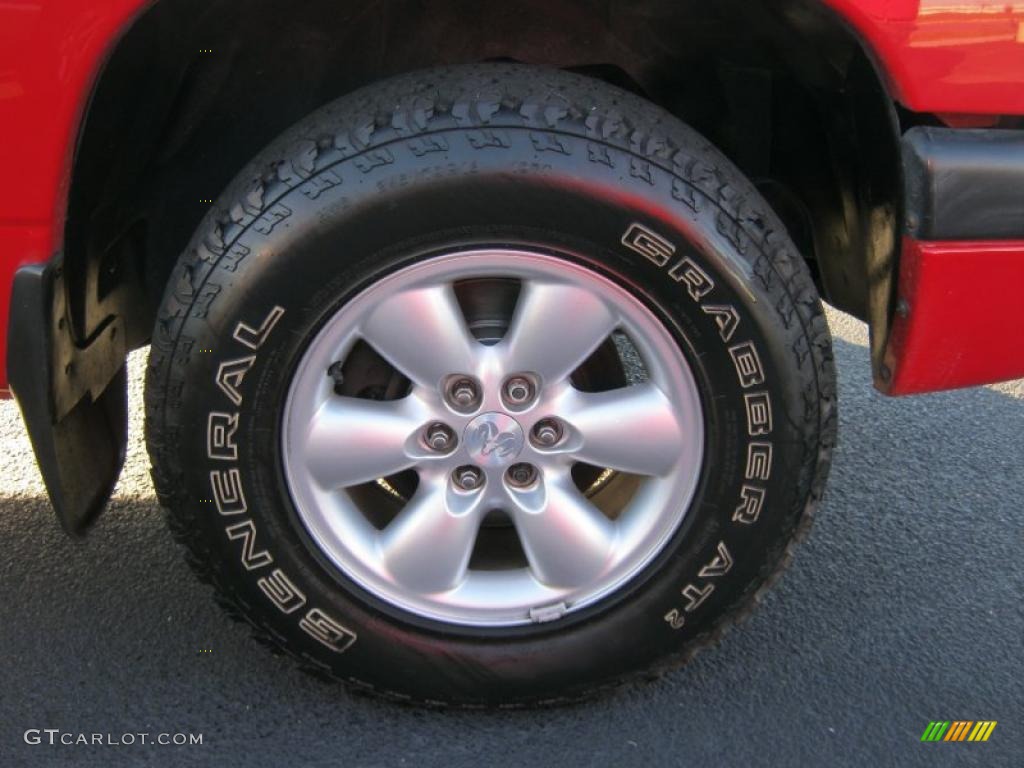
(1, 308, 1021, 767)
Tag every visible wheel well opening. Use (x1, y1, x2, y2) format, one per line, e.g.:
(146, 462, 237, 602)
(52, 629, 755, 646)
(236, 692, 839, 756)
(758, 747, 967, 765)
(65, 0, 901, 352)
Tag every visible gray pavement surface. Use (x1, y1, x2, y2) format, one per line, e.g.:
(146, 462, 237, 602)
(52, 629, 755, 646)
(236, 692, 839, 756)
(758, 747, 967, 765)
(0, 308, 1021, 767)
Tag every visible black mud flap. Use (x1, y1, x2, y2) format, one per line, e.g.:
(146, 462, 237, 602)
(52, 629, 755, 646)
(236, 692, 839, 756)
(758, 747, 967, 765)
(7, 261, 128, 536)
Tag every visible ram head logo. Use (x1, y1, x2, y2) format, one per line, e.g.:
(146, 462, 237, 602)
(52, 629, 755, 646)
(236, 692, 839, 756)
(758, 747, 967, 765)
(470, 421, 521, 458)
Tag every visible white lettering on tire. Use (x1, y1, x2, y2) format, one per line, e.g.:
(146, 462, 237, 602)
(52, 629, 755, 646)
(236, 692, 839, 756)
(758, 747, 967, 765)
(204, 304, 358, 651)
(622, 222, 777, 629)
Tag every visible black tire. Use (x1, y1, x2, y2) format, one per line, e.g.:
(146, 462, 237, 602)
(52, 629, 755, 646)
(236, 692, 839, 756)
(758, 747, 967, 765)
(145, 63, 836, 706)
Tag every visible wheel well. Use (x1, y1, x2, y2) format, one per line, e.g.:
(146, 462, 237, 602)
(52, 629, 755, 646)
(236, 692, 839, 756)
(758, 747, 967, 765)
(65, 0, 901, 352)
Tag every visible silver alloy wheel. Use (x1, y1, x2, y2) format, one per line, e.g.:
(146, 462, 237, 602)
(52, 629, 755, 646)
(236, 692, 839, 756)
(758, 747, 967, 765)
(282, 250, 704, 626)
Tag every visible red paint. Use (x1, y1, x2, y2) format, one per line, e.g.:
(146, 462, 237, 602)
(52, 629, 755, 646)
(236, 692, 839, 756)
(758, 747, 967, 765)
(0, 0, 146, 395)
(825, 0, 1024, 116)
(1, 0, 1024, 397)
(933, 113, 1002, 129)
(883, 238, 1024, 395)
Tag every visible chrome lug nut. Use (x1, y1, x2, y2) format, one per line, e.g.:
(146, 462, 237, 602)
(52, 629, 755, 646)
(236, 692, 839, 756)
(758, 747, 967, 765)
(506, 463, 538, 488)
(531, 418, 563, 448)
(453, 465, 484, 491)
(424, 422, 455, 452)
(503, 375, 535, 407)
(446, 377, 480, 411)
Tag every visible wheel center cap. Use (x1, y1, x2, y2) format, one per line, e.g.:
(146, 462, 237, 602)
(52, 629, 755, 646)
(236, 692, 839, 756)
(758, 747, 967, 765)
(464, 412, 525, 467)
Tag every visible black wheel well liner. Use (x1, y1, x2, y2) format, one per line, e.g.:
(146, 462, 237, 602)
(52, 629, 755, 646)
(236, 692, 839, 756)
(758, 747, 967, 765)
(66, 0, 902, 350)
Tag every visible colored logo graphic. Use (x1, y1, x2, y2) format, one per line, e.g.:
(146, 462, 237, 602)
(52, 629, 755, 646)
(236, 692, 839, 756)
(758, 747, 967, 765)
(920, 721, 997, 742)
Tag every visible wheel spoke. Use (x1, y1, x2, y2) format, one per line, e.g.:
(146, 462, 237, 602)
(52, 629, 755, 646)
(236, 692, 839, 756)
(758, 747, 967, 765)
(562, 383, 686, 477)
(500, 281, 618, 384)
(361, 284, 478, 389)
(379, 479, 485, 592)
(301, 396, 422, 490)
(508, 475, 616, 589)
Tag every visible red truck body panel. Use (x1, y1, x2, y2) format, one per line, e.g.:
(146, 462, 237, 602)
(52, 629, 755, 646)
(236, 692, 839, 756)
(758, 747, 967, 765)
(884, 238, 1024, 394)
(828, 0, 1024, 115)
(1, 0, 1023, 396)
(0, 0, 144, 396)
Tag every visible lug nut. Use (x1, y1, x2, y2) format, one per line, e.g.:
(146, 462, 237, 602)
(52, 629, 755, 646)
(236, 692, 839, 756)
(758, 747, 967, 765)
(531, 418, 563, 448)
(424, 423, 455, 452)
(446, 377, 480, 411)
(503, 375, 535, 407)
(506, 463, 538, 488)
(453, 465, 484, 491)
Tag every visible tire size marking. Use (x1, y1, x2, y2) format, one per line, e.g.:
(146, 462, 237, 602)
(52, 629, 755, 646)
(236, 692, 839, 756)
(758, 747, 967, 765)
(621, 222, 775, 631)
(204, 304, 358, 653)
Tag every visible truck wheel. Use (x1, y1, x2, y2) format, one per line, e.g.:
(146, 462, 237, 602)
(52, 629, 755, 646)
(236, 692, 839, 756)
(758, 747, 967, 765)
(145, 63, 836, 706)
